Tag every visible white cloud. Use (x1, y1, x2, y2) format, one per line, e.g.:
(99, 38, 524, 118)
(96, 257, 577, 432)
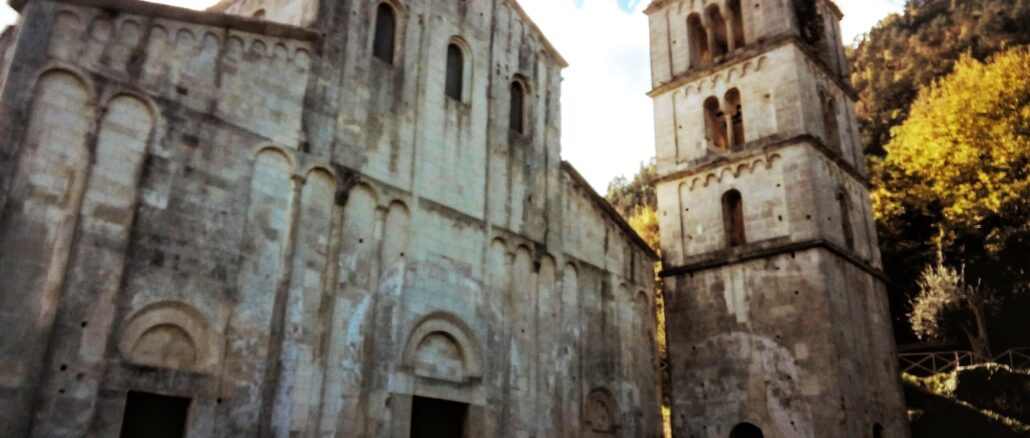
(0, 0, 901, 192)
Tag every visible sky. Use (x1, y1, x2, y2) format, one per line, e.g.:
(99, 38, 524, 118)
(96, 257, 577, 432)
(0, 0, 905, 192)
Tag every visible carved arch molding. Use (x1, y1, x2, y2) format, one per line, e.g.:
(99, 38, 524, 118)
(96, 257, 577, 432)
(118, 301, 219, 373)
(401, 312, 484, 384)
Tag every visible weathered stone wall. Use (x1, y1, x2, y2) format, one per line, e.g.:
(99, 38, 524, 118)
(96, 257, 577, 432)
(0, 0, 662, 436)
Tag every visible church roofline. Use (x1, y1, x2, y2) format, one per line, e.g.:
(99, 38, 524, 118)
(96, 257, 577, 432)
(561, 161, 660, 261)
(508, 0, 569, 69)
(10, 0, 321, 42)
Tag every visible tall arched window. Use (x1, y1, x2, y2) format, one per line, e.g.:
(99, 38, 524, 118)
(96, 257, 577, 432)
(445, 43, 464, 101)
(728, 0, 745, 50)
(687, 13, 710, 66)
(838, 190, 854, 250)
(722, 190, 746, 247)
(725, 88, 744, 148)
(372, 3, 397, 63)
(510, 80, 526, 134)
(704, 96, 728, 150)
(706, 5, 729, 57)
(820, 90, 841, 153)
(730, 422, 764, 438)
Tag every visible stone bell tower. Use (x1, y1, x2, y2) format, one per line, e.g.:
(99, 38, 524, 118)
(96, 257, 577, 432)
(644, 0, 909, 437)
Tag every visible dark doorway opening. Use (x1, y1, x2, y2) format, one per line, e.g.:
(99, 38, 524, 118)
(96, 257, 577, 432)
(410, 396, 468, 438)
(119, 391, 191, 438)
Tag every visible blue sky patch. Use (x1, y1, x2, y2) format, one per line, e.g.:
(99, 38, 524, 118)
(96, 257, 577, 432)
(574, 0, 644, 13)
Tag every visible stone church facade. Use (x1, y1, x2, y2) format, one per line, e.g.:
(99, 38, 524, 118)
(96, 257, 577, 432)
(646, 0, 908, 437)
(0, 0, 662, 436)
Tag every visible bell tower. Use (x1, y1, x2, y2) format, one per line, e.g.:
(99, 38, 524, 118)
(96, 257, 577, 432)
(644, 0, 909, 437)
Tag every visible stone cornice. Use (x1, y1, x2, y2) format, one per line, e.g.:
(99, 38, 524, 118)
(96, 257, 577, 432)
(659, 237, 887, 282)
(654, 134, 872, 190)
(13, 0, 322, 42)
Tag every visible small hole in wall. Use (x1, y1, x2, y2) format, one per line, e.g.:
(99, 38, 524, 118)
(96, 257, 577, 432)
(216, 398, 223, 404)
(790, 252, 796, 258)
(76, 373, 85, 380)
(59, 364, 68, 372)
(359, 239, 364, 244)
(794, 290, 800, 295)
(806, 215, 812, 220)
(778, 215, 784, 221)
(399, 252, 405, 257)
(776, 183, 782, 188)
(81, 321, 88, 328)
(58, 389, 66, 394)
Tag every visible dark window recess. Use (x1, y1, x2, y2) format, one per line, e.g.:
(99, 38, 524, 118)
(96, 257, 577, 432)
(873, 423, 885, 438)
(410, 396, 468, 438)
(722, 190, 746, 247)
(373, 3, 396, 63)
(821, 91, 841, 153)
(730, 422, 765, 438)
(445, 44, 464, 101)
(119, 391, 191, 438)
(728, 0, 745, 49)
(510, 81, 525, 134)
(838, 191, 854, 250)
(725, 88, 744, 147)
(704, 96, 728, 150)
(687, 13, 710, 65)
(707, 5, 729, 57)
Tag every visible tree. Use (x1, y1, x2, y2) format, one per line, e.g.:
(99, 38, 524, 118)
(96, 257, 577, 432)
(910, 255, 993, 359)
(850, 0, 1030, 156)
(875, 47, 1030, 351)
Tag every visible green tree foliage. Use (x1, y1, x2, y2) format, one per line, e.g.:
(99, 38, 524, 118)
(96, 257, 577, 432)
(850, 0, 1030, 156)
(606, 159, 658, 218)
(876, 47, 1030, 350)
(910, 255, 994, 359)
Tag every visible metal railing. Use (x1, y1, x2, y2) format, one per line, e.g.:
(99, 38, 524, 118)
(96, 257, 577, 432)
(899, 348, 1030, 376)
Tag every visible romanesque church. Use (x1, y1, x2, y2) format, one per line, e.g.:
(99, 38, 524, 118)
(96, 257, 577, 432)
(0, 0, 905, 436)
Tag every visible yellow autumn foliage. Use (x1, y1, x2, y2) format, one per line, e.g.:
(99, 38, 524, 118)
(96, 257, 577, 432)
(874, 47, 1030, 253)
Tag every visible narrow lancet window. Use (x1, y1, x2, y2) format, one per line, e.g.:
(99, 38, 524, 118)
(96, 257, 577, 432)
(707, 5, 729, 57)
(372, 3, 397, 63)
(687, 14, 710, 66)
(704, 96, 728, 150)
(445, 43, 464, 101)
(838, 191, 854, 250)
(821, 90, 841, 153)
(722, 190, 746, 247)
(510, 80, 525, 134)
(725, 88, 744, 148)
